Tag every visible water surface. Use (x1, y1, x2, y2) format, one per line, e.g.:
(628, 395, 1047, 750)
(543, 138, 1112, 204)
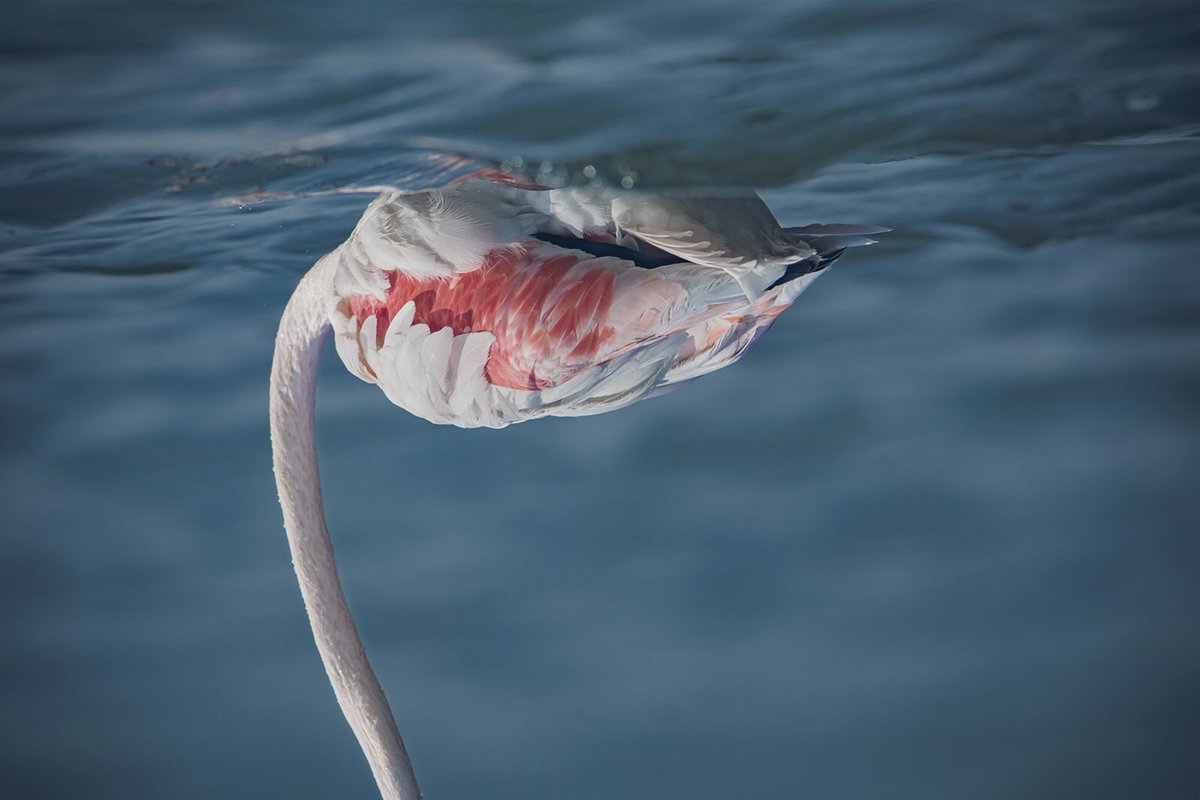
(3, 1, 1199, 798)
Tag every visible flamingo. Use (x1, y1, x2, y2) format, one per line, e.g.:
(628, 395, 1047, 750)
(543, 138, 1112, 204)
(269, 160, 885, 799)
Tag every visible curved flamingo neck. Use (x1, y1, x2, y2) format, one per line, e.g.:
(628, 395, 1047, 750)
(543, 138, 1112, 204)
(269, 256, 421, 800)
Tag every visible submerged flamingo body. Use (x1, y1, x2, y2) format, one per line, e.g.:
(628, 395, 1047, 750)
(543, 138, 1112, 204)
(270, 162, 886, 800)
(325, 176, 883, 427)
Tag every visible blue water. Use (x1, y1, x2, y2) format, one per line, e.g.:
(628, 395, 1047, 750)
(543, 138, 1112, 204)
(3, 1, 1199, 798)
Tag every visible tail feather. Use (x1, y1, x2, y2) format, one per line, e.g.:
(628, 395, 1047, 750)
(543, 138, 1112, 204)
(768, 223, 889, 289)
(784, 223, 890, 258)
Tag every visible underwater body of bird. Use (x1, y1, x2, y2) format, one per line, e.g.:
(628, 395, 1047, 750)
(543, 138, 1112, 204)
(269, 161, 885, 799)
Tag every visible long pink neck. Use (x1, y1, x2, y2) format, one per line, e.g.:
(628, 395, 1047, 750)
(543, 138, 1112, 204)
(269, 256, 421, 800)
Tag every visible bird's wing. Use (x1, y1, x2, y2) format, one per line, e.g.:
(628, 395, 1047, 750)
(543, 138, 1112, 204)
(331, 237, 759, 427)
(331, 235, 830, 428)
(610, 193, 815, 300)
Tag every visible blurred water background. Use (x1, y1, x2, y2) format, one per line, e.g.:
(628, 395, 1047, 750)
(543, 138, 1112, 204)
(3, 1, 1199, 798)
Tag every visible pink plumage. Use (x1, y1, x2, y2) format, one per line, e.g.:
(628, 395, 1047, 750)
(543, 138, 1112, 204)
(325, 172, 884, 429)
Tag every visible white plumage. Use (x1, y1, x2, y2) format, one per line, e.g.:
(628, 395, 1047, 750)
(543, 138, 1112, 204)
(270, 161, 885, 799)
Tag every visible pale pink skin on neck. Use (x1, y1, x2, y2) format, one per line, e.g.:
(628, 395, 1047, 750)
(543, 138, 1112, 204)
(345, 241, 688, 391)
